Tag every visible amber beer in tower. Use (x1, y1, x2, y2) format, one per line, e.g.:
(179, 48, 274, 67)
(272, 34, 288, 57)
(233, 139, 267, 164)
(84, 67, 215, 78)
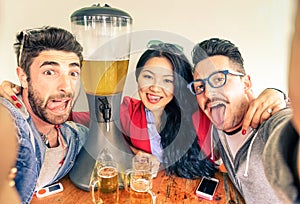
(81, 59, 129, 96)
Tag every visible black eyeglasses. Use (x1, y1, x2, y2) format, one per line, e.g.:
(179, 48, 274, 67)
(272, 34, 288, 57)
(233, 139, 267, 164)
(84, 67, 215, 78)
(18, 28, 44, 66)
(187, 70, 245, 95)
(147, 40, 184, 55)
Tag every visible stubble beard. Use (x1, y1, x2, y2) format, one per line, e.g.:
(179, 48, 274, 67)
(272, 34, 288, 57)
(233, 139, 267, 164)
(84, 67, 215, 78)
(27, 83, 72, 125)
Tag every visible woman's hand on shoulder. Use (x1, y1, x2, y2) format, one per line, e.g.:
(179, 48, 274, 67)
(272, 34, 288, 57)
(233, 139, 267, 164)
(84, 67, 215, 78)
(0, 80, 22, 108)
(242, 88, 287, 133)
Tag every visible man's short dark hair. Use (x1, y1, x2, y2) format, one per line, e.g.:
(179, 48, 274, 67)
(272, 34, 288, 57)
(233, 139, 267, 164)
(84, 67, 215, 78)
(14, 26, 83, 81)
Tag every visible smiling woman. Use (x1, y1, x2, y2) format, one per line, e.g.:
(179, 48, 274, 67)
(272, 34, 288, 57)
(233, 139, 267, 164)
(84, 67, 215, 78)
(120, 41, 216, 179)
(137, 57, 175, 115)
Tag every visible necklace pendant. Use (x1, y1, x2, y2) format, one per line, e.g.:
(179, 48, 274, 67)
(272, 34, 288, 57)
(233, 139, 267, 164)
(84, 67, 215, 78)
(41, 133, 50, 147)
(45, 139, 50, 148)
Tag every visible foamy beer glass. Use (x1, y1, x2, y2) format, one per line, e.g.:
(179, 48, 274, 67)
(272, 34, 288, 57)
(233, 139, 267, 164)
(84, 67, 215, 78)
(125, 155, 157, 203)
(90, 160, 119, 204)
(125, 167, 156, 204)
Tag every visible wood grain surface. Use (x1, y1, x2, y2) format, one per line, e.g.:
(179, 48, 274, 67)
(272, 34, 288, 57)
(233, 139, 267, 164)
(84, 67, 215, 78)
(31, 171, 244, 204)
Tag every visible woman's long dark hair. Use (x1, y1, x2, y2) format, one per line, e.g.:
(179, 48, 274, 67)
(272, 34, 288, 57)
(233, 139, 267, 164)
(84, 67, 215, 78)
(135, 43, 216, 179)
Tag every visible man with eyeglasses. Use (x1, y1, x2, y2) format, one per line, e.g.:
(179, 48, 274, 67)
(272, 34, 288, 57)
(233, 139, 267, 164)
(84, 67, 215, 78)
(188, 38, 291, 203)
(0, 26, 88, 204)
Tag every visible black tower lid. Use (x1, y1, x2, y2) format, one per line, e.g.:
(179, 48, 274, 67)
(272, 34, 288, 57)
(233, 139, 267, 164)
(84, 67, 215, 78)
(71, 3, 132, 22)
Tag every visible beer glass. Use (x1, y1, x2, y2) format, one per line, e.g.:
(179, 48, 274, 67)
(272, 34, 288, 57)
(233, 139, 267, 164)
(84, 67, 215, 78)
(90, 160, 119, 204)
(125, 170, 156, 204)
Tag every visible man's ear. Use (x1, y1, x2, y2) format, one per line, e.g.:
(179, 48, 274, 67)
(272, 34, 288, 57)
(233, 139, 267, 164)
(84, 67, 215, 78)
(16, 67, 28, 88)
(243, 75, 252, 92)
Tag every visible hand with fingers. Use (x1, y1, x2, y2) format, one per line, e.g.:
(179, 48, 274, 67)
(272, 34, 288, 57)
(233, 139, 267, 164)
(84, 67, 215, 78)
(136, 151, 160, 178)
(130, 146, 160, 178)
(241, 88, 287, 135)
(0, 81, 22, 109)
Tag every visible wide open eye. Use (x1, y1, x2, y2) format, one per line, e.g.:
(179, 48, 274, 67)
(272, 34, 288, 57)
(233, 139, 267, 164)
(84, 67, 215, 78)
(194, 83, 205, 94)
(191, 80, 205, 95)
(70, 71, 80, 77)
(43, 70, 55, 76)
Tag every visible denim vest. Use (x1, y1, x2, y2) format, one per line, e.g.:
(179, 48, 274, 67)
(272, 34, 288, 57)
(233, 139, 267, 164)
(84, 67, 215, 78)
(0, 96, 88, 204)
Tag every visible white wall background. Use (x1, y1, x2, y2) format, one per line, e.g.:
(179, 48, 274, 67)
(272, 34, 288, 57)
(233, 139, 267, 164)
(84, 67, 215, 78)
(0, 0, 296, 110)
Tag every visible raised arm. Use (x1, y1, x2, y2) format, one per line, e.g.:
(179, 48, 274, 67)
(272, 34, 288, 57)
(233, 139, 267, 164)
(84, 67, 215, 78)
(241, 88, 287, 134)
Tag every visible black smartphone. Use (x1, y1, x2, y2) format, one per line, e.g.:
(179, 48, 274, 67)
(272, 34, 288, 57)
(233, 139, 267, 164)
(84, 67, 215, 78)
(195, 177, 219, 200)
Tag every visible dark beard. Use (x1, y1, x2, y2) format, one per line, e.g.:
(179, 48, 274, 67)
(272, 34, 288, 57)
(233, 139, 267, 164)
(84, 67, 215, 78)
(27, 83, 73, 125)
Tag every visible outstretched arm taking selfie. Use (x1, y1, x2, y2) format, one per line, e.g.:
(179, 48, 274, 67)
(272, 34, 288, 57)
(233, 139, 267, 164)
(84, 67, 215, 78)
(263, 1, 300, 203)
(289, 0, 300, 182)
(290, 0, 300, 135)
(0, 104, 21, 204)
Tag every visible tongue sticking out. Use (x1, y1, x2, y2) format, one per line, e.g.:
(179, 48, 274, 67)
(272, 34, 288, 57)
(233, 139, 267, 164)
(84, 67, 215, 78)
(211, 104, 226, 127)
(47, 100, 68, 112)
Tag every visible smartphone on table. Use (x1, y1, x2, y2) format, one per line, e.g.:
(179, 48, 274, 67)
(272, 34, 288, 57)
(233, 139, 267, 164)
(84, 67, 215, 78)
(36, 182, 64, 198)
(195, 177, 219, 200)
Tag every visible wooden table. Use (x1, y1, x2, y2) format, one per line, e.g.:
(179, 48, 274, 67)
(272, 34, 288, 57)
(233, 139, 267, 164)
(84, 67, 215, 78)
(31, 171, 244, 204)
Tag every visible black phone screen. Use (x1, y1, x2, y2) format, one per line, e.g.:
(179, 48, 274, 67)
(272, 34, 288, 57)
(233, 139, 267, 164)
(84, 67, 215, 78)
(197, 178, 218, 195)
(49, 184, 61, 192)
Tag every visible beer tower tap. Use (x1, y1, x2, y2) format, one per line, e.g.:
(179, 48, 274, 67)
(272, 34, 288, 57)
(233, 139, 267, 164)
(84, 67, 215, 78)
(98, 97, 111, 132)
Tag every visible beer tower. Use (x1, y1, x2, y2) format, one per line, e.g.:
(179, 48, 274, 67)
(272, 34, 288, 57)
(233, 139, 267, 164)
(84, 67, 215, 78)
(69, 4, 134, 191)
